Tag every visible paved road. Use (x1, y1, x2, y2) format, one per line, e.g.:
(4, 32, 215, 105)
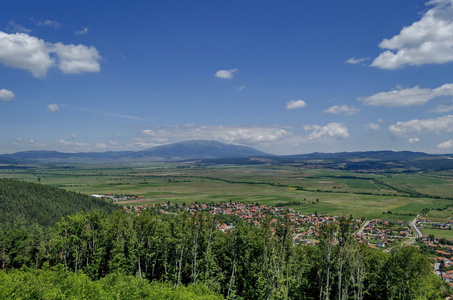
(402, 214, 422, 246)
(357, 220, 370, 235)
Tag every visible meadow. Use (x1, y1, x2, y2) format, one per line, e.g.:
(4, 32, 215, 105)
(2, 162, 453, 220)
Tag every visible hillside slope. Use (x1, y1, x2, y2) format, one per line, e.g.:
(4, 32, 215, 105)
(0, 179, 118, 227)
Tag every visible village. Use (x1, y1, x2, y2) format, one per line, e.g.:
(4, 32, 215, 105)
(105, 196, 453, 284)
(90, 193, 453, 284)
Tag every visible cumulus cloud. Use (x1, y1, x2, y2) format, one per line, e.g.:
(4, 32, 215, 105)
(286, 99, 306, 110)
(215, 68, 238, 79)
(137, 124, 293, 148)
(389, 114, 453, 136)
(358, 83, 453, 106)
(36, 19, 60, 29)
(52, 42, 101, 74)
(46, 103, 60, 112)
(437, 139, 453, 149)
(364, 123, 380, 130)
(323, 104, 359, 115)
(409, 137, 420, 143)
(372, 0, 453, 69)
(304, 123, 349, 140)
(0, 89, 15, 101)
(75, 27, 89, 35)
(0, 31, 101, 77)
(345, 57, 368, 64)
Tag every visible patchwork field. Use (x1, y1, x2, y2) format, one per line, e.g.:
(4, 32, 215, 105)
(2, 163, 453, 220)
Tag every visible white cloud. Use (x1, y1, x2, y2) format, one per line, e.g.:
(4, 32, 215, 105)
(36, 19, 60, 29)
(437, 139, 453, 149)
(389, 114, 453, 136)
(215, 68, 238, 79)
(75, 27, 89, 35)
(0, 89, 15, 101)
(304, 123, 349, 140)
(53, 43, 101, 74)
(237, 85, 245, 91)
(46, 103, 60, 112)
(0, 31, 101, 77)
(345, 57, 368, 64)
(137, 124, 293, 147)
(323, 104, 359, 115)
(358, 83, 453, 106)
(409, 137, 420, 143)
(364, 123, 380, 130)
(286, 99, 306, 110)
(372, 0, 453, 69)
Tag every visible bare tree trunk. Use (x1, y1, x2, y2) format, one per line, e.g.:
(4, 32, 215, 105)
(176, 245, 184, 287)
(227, 253, 237, 300)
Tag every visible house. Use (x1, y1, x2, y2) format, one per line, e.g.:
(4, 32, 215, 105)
(376, 242, 386, 248)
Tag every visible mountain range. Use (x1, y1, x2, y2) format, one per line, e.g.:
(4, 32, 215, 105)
(0, 140, 268, 163)
(2, 140, 453, 171)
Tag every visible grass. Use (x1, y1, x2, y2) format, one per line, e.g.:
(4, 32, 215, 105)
(420, 228, 453, 240)
(2, 163, 453, 220)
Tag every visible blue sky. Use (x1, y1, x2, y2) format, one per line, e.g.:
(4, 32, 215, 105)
(2, 0, 453, 155)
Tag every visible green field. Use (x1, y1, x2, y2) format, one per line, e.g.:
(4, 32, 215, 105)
(420, 228, 453, 240)
(2, 163, 453, 220)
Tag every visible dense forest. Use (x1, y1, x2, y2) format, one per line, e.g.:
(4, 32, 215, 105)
(0, 178, 117, 227)
(0, 179, 449, 299)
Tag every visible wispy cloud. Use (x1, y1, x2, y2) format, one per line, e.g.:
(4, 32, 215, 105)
(75, 27, 89, 35)
(81, 107, 148, 121)
(345, 57, 368, 65)
(428, 102, 453, 113)
(364, 123, 380, 130)
(5, 20, 31, 33)
(36, 19, 60, 29)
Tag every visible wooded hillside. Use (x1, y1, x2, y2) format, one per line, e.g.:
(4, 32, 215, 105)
(0, 179, 118, 227)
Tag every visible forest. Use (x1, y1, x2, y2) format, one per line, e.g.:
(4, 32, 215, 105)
(0, 179, 450, 299)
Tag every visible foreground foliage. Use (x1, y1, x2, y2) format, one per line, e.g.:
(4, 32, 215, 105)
(0, 266, 222, 299)
(0, 207, 448, 299)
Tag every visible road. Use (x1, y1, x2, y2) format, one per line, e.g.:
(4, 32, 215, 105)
(357, 220, 370, 235)
(402, 214, 422, 246)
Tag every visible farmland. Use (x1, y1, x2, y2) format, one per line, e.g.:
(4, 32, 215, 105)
(2, 162, 453, 220)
